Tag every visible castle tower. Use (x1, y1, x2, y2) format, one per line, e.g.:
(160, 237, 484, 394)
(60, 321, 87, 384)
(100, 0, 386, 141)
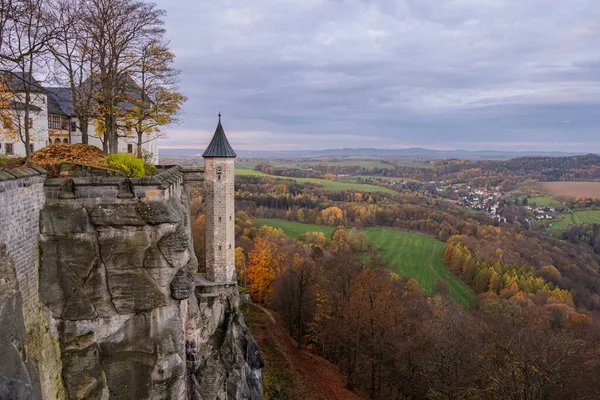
(203, 114, 237, 282)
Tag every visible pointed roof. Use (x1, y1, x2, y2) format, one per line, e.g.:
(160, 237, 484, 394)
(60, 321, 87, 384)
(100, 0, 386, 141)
(202, 114, 237, 158)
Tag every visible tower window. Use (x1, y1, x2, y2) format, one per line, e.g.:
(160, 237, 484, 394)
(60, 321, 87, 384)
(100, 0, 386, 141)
(229, 245, 231, 249)
(219, 217, 221, 222)
(218, 245, 222, 251)
(230, 216, 232, 221)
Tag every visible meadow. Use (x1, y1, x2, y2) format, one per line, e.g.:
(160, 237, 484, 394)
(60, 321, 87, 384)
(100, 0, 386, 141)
(526, 196, 558, 206)
(236, 169, 398, 194)
(550, 210, 600, 230)
(510, 196, 559, 207)
(254, 219, 474, 307)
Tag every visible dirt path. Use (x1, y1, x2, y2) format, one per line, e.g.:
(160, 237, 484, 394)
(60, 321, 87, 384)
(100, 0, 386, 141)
(247, 304, 362, 400)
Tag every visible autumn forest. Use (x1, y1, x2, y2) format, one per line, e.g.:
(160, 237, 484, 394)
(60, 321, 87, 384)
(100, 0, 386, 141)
(185, 153, 600, 399)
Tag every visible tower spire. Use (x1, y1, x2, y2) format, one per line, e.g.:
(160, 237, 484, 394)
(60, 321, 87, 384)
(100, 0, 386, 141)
(202, 113, 236, 158)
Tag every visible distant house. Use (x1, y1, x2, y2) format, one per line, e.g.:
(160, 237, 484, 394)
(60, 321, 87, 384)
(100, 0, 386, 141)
(0, 72, 158, 162)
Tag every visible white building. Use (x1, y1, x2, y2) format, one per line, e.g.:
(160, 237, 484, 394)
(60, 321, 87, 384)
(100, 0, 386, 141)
(1, 72, 159, 163)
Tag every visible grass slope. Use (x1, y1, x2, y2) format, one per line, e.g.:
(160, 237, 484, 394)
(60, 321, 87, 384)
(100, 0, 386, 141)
(550, 210, 600, 230)
(236, 169, 397, 193)
(255, 219, 473, 307)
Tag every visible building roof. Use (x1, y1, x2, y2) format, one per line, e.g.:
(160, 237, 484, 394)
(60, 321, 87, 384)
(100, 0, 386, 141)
(1, 71, 45, 93)
(45, 87, 74, 116)
(202, 115, 237, 158)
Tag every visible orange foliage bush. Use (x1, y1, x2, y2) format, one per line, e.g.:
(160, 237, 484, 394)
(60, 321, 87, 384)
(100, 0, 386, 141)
(30, 144, 109, 176)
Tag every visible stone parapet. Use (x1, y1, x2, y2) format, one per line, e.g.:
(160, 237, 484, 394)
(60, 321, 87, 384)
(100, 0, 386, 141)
(44, 165, 184, 203)
(180, 166, 204, 189)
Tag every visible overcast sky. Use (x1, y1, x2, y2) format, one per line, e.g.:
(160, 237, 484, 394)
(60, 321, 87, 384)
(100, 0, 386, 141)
(154, 0, 600, 152)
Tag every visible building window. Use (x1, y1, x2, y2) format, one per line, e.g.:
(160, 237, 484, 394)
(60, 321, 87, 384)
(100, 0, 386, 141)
(71, 121, 77, 132)
(5, 143, 13, 155)
(218, 245, 222, 251)
(29, 143, 34, 153)
(61, 118, 68, 130)
(49, 115, 61, 129)
(219, 217, 221, 222)
(229, 245, 231, 249)
(54, 138, 60, 144)
(127, 144, 133, 153)
(63, 138, 69, 144)
(28, 118, 33, 129)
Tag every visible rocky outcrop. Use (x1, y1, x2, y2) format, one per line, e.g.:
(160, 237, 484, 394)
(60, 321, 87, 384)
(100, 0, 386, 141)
(38, 195, 262, 399)
(187, 281, 263, 400)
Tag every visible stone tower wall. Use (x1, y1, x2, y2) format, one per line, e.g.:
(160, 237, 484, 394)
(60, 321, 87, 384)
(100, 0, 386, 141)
(204, 157, 236, 282)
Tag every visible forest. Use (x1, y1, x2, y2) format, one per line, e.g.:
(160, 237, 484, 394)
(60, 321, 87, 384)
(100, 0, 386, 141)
(190, 203, 600, 399)
(188, 165, 600, 398)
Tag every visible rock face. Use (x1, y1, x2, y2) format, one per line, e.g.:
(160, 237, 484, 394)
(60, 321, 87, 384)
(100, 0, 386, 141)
(187, 281, 264, 400)
(38, 197, 263, 399)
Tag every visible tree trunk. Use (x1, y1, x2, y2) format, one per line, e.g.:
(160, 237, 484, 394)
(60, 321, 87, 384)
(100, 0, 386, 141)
(79, 118, 88, 144)
(103, 112, 111, 153)
(137, 130, 143, 158)
(24, 92, 31, 161)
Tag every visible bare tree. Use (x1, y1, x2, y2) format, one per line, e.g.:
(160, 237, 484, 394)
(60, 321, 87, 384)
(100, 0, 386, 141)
(79, 0, 166, 154)
(47, 0, 96, 144)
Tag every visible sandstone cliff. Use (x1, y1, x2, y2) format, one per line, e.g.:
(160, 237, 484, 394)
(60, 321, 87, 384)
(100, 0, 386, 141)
(38, 196, 263, 399)
(0, 166, 263, 400)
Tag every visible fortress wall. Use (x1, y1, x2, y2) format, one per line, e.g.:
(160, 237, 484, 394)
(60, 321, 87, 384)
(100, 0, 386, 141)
(0, 167, 64, 400)
(0, 167, 46, 319)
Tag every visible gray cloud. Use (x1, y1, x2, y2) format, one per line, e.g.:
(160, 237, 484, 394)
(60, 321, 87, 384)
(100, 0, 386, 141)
(154, 0, 600, 151)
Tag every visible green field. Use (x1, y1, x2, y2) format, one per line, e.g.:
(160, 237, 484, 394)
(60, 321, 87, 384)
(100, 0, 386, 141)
(254, 219, 473, 307)
(511, 196, 558, 207)
(254, 219, 336, 239)
(527, 196, 558, 206)
(550, 210, 600, 230)
(236, 169, 397, 193)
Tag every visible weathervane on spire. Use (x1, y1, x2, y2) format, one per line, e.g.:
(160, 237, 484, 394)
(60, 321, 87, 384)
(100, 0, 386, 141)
(218, 112, 221, 121)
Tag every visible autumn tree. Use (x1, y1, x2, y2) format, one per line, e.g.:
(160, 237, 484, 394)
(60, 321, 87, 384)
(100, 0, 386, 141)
(318, 206, 344, 226)
(272, 252, 319, 348)
(122, 38, 186, 158)
(246, 226, 287, 304)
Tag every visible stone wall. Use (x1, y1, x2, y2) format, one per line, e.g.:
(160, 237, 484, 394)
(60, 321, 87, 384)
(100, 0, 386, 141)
(0, 168, 64, 400)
